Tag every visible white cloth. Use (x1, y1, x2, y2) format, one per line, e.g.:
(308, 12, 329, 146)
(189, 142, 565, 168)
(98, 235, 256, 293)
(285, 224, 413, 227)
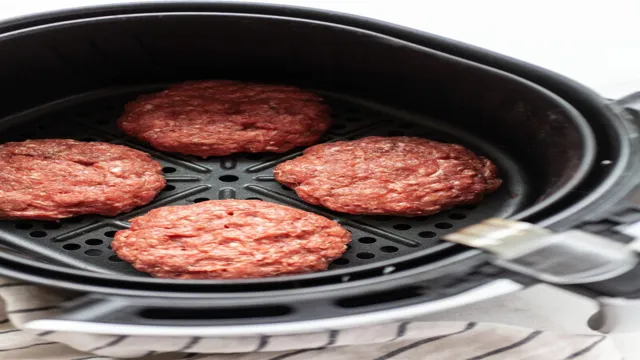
(0, 278, 620, 360)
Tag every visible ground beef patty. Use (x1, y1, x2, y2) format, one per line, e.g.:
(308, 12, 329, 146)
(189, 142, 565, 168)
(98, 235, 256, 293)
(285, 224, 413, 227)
(274, 136, 502, 217)
(112, 200, 351, 279)
(0, 139, 165, 220)
(117, 80, 332, 157)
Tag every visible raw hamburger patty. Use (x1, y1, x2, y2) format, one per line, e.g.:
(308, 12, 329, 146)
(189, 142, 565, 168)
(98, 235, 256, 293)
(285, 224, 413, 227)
(274, 136, 502, 216)
(0, 139, 165, 220)
(111, 200, 351, 279)
(118, 80, 332, 157)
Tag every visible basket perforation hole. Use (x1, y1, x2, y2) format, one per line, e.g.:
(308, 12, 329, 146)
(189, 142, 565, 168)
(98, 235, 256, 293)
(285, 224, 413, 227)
(29, 231, 47, 238)
(15, 222, 34, 230)
(380, 246, 399, 253)
(85, 249, 102, 256)
(162, 167, 177, 174)
(85, 239, 103, 246)
(358, 237, 376, 244)
(246, 197, 263, 201)
(419, 231, 437, 238)
(104, 230, 117, 238)
(357, 252, 375, 259)
(332, 258, 349, 265)
(393, 224, 411, 230)
(108, 255, 123, 262)
(219, 175, 239, 182)
(62, 244, 81, 251)
(193, 197, 209, 203)
(163, 184, 176, 192)
(448, 213, 467, 220)
(281, 185, 293, 191)
(43, 222, 62, 230)
(435, 222, 453, 229)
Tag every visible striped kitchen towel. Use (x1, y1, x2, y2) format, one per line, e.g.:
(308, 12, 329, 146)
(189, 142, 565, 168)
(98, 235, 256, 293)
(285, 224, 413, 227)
(0, 278, 621, 360)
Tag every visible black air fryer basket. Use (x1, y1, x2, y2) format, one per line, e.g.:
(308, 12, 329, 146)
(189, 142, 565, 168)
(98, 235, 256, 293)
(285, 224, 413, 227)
(0, 2, 639, 336)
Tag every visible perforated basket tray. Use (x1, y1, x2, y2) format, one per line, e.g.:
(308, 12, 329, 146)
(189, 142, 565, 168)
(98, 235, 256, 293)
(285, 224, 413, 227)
(0, 84, 530, 276)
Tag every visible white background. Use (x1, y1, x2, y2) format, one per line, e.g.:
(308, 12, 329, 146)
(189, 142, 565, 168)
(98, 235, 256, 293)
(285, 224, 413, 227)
(0, 0, 639, 357)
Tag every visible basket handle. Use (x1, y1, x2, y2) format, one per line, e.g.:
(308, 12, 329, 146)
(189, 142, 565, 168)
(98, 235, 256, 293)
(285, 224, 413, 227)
(22, 279, 521, 337)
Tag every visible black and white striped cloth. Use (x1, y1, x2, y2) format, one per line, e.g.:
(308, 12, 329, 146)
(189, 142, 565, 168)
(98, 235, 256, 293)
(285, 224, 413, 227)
(0, 278, 620, 360)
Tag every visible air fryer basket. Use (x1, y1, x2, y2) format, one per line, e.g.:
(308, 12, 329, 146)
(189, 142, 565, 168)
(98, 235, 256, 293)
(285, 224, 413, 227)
(0, 12, 593, 278)
(0, 85, 534, 275)
(0, 3, 637, 334)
